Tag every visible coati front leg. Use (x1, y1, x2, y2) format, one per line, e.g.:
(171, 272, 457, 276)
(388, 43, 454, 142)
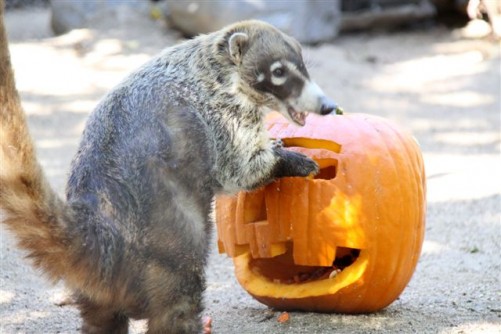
(235, 143, 318, 191)
(144, 264, 206, 334)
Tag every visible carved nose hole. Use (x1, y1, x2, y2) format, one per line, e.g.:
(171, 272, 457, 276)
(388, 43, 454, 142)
(315, 165, 337, 180)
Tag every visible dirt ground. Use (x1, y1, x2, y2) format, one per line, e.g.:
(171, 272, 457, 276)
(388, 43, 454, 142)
(1, 6, 500, 334)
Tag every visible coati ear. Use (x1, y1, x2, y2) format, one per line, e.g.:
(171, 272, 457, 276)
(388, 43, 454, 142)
(228, 32, 249, 65)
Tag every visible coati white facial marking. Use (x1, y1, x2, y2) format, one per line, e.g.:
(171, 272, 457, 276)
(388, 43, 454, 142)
(226, 24, 337, 126)
(270, 61, 287, 86)
(270, 61, 283, 72)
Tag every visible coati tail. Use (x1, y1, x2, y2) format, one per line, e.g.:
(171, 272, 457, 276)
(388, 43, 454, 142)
(0, 0, 73, 283)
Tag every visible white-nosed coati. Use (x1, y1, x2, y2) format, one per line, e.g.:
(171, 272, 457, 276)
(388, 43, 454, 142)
(0, 2, 336, 332)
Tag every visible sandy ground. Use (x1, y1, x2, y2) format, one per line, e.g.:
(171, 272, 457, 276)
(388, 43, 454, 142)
(1, 6, 500, 334)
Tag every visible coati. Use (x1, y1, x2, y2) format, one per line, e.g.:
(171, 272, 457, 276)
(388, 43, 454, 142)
(0, 3, 336, 334)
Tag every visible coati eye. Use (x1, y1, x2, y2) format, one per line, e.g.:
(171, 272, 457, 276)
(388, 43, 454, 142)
(272, 68, 285, 77)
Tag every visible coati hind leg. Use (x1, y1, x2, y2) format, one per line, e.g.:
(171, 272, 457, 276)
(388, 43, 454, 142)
(144, 265, 206, 334)
(147, 300, 203, 334)
(76, 295, 129, 334)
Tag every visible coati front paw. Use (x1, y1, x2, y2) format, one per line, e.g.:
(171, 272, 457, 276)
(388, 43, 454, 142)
(274, 148, 319, 178)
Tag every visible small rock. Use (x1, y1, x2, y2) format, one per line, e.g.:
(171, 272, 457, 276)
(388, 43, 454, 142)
(277, 311, 290, 323)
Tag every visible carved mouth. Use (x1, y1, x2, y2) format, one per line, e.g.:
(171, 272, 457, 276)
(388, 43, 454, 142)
(249, 246, 361, 285)
(287, 106, 308, 126)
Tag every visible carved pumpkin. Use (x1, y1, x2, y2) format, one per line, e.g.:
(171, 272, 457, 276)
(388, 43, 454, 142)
(216, 113, 426, 313)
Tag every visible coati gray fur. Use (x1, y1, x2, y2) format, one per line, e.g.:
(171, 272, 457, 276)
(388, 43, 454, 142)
(0, 3, 336, 333)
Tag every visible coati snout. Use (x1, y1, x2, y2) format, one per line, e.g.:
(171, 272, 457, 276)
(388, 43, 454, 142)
(227, 21, 337, 126)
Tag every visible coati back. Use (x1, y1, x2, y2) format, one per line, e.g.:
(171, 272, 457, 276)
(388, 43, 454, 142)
(0, 2, 336, 333)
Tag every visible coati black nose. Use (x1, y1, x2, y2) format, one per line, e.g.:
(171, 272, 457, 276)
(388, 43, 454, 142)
(320, 96, 337, 115)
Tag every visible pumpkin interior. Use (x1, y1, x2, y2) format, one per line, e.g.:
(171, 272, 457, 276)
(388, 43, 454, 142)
(250, 243, 360, 284)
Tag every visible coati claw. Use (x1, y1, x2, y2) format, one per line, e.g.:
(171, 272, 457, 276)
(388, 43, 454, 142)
(203, 316, 212, 334)
(295, 153, 319, 177)
(271, 139, 284, 149)
(273, 148, 319, 178)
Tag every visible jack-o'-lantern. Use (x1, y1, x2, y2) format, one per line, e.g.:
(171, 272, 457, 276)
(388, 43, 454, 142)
(216, 112, 426, 313)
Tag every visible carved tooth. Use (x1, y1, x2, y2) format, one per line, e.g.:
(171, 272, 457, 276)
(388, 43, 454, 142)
(329, 269, 341, 279)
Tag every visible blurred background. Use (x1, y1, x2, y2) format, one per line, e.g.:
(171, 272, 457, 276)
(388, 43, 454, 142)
(4, 0, 501, 41)
(1, 1, 500, 333)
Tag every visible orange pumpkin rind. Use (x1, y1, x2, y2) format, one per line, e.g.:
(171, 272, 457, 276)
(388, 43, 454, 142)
(216, 112, 426, 313)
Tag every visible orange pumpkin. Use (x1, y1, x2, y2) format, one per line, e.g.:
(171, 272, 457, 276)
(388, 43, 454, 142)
(216, 112, 426, 313)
